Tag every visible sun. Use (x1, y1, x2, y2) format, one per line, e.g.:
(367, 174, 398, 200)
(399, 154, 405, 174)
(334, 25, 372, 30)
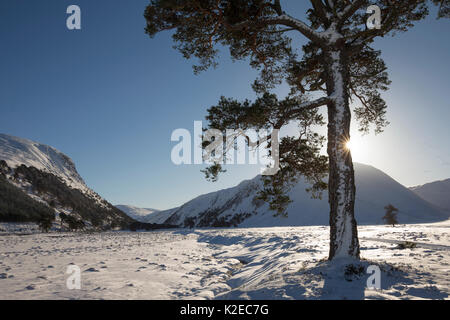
(345, 140, 353, 152)
(343, 137, 368, 163)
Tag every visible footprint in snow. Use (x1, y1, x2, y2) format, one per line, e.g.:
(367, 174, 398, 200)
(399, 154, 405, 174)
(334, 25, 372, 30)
(84, 268, 100, 272)
(93, 287, 105, 291)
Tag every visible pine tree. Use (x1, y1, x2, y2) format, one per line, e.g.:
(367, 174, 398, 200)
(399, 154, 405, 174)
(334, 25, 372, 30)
(144, 1, 448, 260)
(38, 214, 55, 233)
(383, 204, 399, 227)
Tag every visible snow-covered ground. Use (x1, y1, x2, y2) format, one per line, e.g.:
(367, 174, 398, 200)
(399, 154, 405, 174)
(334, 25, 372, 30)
(0, 220, 449, 300)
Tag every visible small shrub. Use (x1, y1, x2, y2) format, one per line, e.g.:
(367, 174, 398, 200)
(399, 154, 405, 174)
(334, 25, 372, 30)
(397, 241, 417, 249)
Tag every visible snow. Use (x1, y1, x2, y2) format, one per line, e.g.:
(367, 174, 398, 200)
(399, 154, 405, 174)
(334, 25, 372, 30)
(0, 220, 448, 299)
(150, 163, 448, 227)
(0, 134, 87, 192)
(115, 205, 160, 222)
(142, 208, 179, 224)
(320, 23, 343, 44)
(0, 133, 108, 207)
(0, 223, 40, 235)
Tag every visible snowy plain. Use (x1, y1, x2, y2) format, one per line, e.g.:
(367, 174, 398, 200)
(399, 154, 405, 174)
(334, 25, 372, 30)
(0, 220, 449, 300)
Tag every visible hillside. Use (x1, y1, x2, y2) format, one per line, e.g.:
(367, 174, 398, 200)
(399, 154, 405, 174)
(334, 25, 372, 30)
(0, 172, 54, 223)
(410, 179, 450, 212)
(0, 134, 87, 192)
(0, 134, 132, 229)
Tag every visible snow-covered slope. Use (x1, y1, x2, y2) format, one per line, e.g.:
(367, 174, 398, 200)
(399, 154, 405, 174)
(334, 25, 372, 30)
(115, 205, 160, 222)
(0, 133, 132, 227)
(152, 163, 449, 227)
(410, 179, 450, 212)
(0, 134, 87, 192)
(142, 208, 179, 224)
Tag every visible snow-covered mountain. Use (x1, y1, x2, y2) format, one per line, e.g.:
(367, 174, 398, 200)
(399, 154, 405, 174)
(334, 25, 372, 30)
(410, 178, 450, 212)
(147, 163, 449, 228)
(0, 134, 87, 192)
(115, 204, 178, 224)
(0, 133, 132, 228)
(115, 205, 160, 222)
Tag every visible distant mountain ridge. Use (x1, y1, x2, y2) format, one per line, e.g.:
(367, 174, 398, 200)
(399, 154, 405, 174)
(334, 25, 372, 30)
(115, 205, 160, 222)
(3, 134, 447, 230)
(137, 163, 448, 228)
(410, 178, 450, 212)
(0, 134, 132, 228)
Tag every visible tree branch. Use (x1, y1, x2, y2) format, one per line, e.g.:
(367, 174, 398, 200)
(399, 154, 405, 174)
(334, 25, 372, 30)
(272, 0, 283, 15)
(267, 14, 325, 44)
(229, 12, 326, 45)
(275, 96, 330, 128)
(310, 0, 330, 26)
(337, 0, 367, 28)
(296, 96, 330, 111)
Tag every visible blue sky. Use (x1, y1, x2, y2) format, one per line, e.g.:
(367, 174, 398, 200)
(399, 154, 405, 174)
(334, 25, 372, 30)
(1, 1, 449, 210)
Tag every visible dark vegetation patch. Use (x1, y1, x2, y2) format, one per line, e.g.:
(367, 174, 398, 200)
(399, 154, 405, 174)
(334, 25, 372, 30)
(0, 172, 55, 223)
(0, 161, 133, 230)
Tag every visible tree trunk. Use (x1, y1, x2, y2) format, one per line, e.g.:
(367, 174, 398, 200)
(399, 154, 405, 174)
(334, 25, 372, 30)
(325, 49, 360, 260)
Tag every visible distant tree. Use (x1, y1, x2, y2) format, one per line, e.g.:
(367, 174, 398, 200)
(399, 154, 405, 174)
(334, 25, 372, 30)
(145, 0, 448, 260)
(59, 212, 67, 230)
(90, 218, 102, 230)
(60, 212, 85, 231)
(383, 204, 399, 227)
(110, 221, 119, 230)
(0, 160, 8, 176)
(38, 214, 55, 233)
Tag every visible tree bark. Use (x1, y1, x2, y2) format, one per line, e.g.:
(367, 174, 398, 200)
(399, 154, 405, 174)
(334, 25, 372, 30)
(324, 49, 360, 260)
